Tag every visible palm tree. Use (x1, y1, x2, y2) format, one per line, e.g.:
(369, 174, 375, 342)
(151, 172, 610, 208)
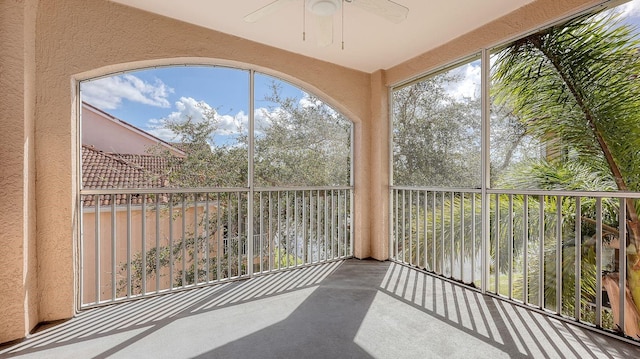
(492, 10, 640, 337)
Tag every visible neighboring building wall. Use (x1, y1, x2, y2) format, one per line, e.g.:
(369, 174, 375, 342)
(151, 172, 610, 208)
(82, 102, 184, 157)
(81, 204, 220, 304)
(0, 0, 601, 344)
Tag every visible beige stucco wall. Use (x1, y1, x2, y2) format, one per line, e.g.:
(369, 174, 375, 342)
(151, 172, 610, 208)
(1, 0, 604, 344)
(0, 0, 39, 343)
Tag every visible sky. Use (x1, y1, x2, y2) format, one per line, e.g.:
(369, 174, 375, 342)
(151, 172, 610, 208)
(80, 0, 640, 145)
(81, 66, 308, 144)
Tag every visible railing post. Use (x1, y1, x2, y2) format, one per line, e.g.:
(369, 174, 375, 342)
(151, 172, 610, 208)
(481, 48, 491, 294)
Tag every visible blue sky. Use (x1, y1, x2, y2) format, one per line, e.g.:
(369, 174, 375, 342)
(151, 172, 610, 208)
(81, 66, 306, 143)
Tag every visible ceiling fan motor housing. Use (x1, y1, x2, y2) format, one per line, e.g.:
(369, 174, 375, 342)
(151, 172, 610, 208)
(306, 0, 341, 16)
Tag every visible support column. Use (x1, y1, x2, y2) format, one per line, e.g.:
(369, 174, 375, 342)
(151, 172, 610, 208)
(369, 70, 390, 260)
(0, 0, 39, 344)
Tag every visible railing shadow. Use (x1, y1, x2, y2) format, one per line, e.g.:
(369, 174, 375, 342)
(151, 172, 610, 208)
(0, 261, 344, 358)
(377, 262, 640, 358)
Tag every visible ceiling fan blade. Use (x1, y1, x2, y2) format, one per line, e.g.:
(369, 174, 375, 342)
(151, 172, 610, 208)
(243, 0, 298, 23)
(350, 0, 408, 24)
(315, 15, 333, 47)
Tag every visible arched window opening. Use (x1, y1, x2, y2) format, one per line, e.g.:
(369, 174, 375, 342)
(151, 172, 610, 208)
(78, 66, 353, 307)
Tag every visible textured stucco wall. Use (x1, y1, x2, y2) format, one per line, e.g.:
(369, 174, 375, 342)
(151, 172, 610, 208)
(0, 0, 38, 344)
(0, 0, 606, 344)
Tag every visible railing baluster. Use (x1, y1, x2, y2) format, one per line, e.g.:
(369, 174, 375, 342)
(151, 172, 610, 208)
(331, 190, 336, 260)
(450, 192, 455, 278)
(127, 194, 132, 298)
(259, 192, 264, 273)
(285, 191, 290, 268)
(508, 194, 513, 299)
(538, 195, 545, 308)
(555, 195, 562, 314)
(416, 191, 421, 268)
(495, 194, 500, 294)
(337, 190, 341, 260)
(95, 195, 101, 303)
(227, 193, 232, 279)
(471, 193, 476, 284)
(169, 194, 174, 289)
(441, 192, 445, 274)
(317, 190, 321, 263)
(303, 191, 308, 263)
(409, 190, 413, 266)
(619, 197, 627, 334)
(155, 193, 161, 292)
(395, 189, 399, 260)
(269, 191, 274, 271)
(574, 196, 581, 321)
(310, 191, 315, 263)
(111, 196, 116, 301)
(182, 194, 187, 286)
(596, 197, 603, 327)
(402, 190, 406, 263)
(343, 189, 348, 258)
(294, 191, 299, 266)
(194, 192, 200, 283)
(460, 193, 465, 282)
(216, 193, 221, 281)
(142, 194, 147, 295)
(237, 192, 242, 276)
(523, 195, 528, 305)
(423, 190, 428, 270)
(432, 191, 436, 273)
(324, 190, 329, 262)
(205, 193, 210, 282)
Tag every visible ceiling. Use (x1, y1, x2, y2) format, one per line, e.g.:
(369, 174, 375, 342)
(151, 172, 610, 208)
(110, 0, 535, 73)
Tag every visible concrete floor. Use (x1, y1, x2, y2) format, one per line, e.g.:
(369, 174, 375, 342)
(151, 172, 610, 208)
(2, 259, 640, 359)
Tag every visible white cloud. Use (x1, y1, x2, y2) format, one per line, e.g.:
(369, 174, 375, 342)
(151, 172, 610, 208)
(82, 74, 173, 110)
(444, 63, 481, 100)
(147, 97, 250, 142)
(617, 0, 640, 18)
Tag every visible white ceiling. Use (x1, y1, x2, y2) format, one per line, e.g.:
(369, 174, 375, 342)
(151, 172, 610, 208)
(110, 0, 535, 72)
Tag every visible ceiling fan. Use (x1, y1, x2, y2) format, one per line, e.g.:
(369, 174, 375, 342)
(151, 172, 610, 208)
(243, 0, 409, 47)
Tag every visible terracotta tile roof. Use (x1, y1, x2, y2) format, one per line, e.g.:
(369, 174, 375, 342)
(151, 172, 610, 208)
(81, 145, 174, 207)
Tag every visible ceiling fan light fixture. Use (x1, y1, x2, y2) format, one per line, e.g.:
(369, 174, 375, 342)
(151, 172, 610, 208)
(306, 0, 341, 16)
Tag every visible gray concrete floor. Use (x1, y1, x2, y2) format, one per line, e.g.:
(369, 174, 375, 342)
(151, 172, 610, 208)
(2, 259, 640, 358)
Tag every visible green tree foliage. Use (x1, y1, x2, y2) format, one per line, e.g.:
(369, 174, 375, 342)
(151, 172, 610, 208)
(255, 83, 351, 187)
(492, 11, 640, 336)
(149, 102, 248, 188)
(393, 72, 481, 187)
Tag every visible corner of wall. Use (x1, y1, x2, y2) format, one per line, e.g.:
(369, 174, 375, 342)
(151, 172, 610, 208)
(367, 70, 390, 261)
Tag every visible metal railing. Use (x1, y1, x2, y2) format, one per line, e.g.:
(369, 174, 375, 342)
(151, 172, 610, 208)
(391, 186, 640, 341)
(80, 187, 353, 308)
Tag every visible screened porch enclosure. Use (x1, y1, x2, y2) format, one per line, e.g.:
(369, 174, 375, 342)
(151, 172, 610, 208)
(389, 2, 640, 343)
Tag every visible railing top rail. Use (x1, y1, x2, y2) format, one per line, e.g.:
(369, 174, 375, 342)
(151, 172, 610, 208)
(80, 187, 249, 195)
(487, 188, 640, 198)
(391, 186, 482, 193)
(391, 185, 640, 199)
(254, 186, 353, 192)
(81, 185, 353, 195)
